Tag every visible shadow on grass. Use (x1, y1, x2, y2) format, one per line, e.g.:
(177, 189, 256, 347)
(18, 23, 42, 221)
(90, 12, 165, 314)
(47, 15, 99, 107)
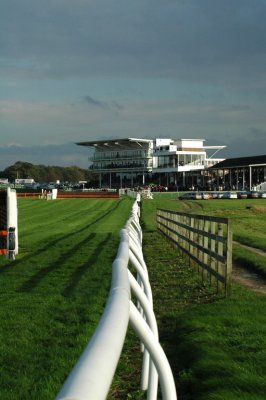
(160, 309, 266, 400)
(0, 198, 122, 276)
(17, 232, 95, 292)
(62, 232, 113, 298)
(17, 232, 113, 294)
(158, 314, 205, 400)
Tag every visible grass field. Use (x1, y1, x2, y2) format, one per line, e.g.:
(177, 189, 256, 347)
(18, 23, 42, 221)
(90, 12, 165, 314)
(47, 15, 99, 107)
(0, 194, 265, 399)
(139, 196, 266, 400)
(0, 197, 133, 399)
(141, 232, 266, 400)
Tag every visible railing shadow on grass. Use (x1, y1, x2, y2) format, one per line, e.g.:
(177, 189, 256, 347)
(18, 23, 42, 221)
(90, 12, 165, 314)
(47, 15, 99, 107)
(0, 198, 124, 276)
(17, 232, 114, 294)
(2, 199, 126, 295)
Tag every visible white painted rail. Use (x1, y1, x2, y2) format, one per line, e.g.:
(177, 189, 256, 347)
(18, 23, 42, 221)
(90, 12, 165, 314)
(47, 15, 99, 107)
(56, 200, 177, 400)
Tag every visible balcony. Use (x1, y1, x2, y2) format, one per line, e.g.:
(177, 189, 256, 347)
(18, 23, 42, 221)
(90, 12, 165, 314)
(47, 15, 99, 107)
(89, 162, 152, 172)
(90, 153, 152, 162)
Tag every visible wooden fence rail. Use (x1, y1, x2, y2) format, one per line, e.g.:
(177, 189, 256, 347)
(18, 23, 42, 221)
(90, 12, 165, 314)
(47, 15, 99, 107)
(157, 208, 232, 296)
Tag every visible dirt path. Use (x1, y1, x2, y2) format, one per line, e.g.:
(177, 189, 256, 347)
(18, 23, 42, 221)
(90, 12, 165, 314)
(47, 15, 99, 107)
(233, 241, 266, 258)
(232, 241, 266, 295)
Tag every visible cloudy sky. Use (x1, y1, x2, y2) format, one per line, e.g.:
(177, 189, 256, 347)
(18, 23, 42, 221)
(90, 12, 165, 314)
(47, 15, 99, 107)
(1, 0, 266, 170)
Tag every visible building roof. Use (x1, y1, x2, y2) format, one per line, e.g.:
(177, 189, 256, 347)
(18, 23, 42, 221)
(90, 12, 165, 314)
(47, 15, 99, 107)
(210, 154, 266, 169)
(76, 138, 152, 150)
(203, 145, 226, 150)
(76, 137, 227, 150)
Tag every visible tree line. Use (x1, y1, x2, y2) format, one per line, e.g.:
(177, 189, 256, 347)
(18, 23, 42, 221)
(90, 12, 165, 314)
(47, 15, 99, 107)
(0, 161, 93, 184)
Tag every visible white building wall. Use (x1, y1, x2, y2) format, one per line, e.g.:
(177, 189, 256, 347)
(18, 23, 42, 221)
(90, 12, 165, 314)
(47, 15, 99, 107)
(178, 139, 204, 149)
(155, 138, 173, 147)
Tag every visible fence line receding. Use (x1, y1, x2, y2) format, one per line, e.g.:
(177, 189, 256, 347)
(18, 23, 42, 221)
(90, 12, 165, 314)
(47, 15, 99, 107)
(56, 198, 177, 400)
(157, 208, 232, 296)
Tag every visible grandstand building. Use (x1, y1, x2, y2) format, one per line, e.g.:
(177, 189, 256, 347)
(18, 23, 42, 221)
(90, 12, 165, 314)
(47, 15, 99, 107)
(76, 138, 225, 189)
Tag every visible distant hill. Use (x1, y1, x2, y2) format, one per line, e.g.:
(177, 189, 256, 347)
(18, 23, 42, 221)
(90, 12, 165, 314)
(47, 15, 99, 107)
(0, 161, 93, 184)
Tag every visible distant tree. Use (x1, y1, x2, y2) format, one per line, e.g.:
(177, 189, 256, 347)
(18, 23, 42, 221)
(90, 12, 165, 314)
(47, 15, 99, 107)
(0, 161, 93, 184)
(1, 161, 34, 181)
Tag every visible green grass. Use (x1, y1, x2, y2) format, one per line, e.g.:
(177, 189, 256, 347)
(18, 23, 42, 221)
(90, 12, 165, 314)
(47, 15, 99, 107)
(174, 290, 266, 400)
(138, 199, 266, 400)
(0, 197, 133, 399)
(0, 195, 266, 399)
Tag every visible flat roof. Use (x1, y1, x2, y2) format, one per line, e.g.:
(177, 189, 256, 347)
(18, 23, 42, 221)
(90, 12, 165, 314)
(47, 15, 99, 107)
(210, 154, 266, 169)
(203, 145, 226, 149)
(76, 138, 152, 149)
(76, 137, 227, 152)
(179, 138, 205, 141)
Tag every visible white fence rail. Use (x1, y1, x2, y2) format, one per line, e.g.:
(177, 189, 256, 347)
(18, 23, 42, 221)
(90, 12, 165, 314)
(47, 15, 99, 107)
(119, 189, 153, 200)
(56, 200, 177, 400)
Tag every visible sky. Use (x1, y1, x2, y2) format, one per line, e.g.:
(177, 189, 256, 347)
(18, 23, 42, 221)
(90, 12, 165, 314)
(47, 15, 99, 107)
(1, 0, 266, 170)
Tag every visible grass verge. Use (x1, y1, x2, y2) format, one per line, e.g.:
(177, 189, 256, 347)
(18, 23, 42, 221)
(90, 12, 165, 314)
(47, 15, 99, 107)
(136, 199, 266, 400)
(233, 243, 266, 278)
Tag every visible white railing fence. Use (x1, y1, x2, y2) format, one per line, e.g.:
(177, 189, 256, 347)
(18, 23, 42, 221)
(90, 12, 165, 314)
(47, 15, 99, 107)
(56, 200, 177, 400)
(119, 188, 153, 200)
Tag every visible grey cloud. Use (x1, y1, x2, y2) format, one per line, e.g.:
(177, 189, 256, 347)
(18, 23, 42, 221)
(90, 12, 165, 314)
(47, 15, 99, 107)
(83, 96, 107, 109)
(111, 101, 124, 111)
(231, 105, 251, 112)
(83, 96, 123, 111)
(248, 127, 266, 141)
(1, 0, 266, 166)
(1, 0, 266, 87)
(223, 127, 266, 158)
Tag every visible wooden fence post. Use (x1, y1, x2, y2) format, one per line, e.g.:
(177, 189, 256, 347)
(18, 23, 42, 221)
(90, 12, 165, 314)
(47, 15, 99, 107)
(217, 223, 224, 293)
(156, 209, 232, 297)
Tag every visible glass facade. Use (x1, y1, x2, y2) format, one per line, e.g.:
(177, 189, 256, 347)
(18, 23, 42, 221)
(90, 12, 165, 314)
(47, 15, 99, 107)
(90, 147, 153, 171)
(156, 153, 205, 168)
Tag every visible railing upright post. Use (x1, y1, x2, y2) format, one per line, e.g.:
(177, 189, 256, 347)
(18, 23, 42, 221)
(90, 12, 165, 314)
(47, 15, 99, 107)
(130, 302, 177, 400)
(225, 219, 233, 297)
